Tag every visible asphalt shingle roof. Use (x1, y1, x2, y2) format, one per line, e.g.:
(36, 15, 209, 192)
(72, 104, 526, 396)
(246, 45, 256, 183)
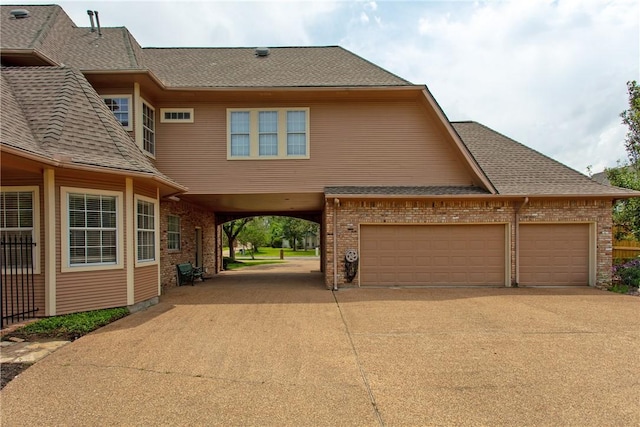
(61, 27, 146, 70)
(1, 5, 77, 65)
(0, 71, 43, 155)
(1, 5, 60, 50)
(1, 66, 177, 184)
(141, 47, 411, 87)
(2, 6, 411, 87)
(452, 121, 635, 196)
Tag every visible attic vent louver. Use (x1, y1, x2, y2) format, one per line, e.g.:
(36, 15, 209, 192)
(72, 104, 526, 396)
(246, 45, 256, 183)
(255, 47, 270, 57)
(9, 9, 30, 19)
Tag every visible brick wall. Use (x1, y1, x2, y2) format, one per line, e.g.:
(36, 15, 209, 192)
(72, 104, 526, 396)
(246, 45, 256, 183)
(519, 199, 613, 287)
(160, 200, 216, 291)
(324, 198, 613, 289)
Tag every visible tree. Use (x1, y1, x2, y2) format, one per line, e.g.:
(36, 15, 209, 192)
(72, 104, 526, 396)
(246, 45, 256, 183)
(268, 216, 284, 248)
(237, 217, 269, 258)
(620, 80, 640, 169)
(222, 218, 252, 260)
(266, 217, 319, 250)
(607, 81, 640, 239)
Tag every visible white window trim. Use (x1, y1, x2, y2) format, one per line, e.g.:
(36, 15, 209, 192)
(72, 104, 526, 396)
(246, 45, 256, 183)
(101, 95, 133, 131)
(227, 108, 310, 160)
(134, 194, 159, 267)
(0, 186, 41, 274)
(60, 187, 124, 273)
(141, 98, 156, 158)
(167, 214, 181, 252)
(160, 108, 194, 123)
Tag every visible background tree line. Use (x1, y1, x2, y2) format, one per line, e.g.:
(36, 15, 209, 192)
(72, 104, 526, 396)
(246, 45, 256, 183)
(607, 80, 640, 240)
(223, 216, 319, 260)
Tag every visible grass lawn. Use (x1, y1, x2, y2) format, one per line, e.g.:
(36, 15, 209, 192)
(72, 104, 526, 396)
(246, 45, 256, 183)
(223, 259, 284, 270)
(227, 247, 318, 259)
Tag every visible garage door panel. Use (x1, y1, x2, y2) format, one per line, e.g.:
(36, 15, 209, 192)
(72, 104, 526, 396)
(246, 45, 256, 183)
(397, 257, 415, 267)
(415, 256, 429, 265)
(520, 224, 589, 286)
(360, 224, 505, 286)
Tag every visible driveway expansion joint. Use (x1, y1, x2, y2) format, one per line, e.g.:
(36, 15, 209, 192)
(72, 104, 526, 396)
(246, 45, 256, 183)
(332, 290, 385, 427)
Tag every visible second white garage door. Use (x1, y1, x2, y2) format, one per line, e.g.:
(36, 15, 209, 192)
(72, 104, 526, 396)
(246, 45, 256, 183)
(360, 224, 506, 286)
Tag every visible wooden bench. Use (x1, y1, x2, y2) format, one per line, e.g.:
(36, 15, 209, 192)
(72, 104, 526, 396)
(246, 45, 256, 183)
(176, 262, 204, 286)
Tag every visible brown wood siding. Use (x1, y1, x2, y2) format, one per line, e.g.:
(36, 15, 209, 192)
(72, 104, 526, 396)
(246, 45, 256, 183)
(134, 264, 158, 303)
(56, 269, 127, 314)
(360, 224, 505, 286)
(55, 174, 128, 314)
(154, 100, 475, 194)
(134, 183, 157, 199)
(520, 224, 589, 286)
(55, 173, 127, 192)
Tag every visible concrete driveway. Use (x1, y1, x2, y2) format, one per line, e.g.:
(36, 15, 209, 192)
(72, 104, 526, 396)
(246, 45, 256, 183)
(2, 259, 639, 426)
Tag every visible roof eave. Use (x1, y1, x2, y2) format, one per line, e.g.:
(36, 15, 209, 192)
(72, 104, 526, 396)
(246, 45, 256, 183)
(81, 68, 167, 89)
(0, 48, 60, 66)
(1, 144, 187, 194)
(80, 69, 424, 92)
(324, 192, 636, 200)
(162, 85, 424, 92)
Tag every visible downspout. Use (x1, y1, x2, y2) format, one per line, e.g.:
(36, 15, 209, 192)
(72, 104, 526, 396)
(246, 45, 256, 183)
(514, 197, 529, 286)
(333, 198, 340, 291)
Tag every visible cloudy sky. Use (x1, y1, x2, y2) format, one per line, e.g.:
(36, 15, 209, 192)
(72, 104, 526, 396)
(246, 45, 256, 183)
(10, 0, 639, 174)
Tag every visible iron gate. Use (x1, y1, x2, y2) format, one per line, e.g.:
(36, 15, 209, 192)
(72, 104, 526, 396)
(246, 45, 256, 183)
(1, 236, 39, 328)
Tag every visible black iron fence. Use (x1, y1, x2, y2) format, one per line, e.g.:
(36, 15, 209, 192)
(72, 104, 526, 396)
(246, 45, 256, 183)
(1, 236, 39, 329)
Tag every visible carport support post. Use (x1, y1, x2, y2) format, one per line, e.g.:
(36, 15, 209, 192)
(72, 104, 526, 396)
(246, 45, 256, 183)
(332, 198, 340, 291)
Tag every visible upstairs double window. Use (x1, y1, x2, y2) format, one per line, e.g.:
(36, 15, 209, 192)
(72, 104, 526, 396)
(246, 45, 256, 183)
(228, 108, 309, 159)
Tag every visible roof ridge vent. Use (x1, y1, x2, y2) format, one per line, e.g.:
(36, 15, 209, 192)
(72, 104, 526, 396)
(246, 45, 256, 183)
(255, 47, 270, 57)
(9, 9, 30, 19)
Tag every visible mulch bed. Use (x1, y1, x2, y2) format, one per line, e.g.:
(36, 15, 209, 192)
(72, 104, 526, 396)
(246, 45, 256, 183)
(1, 363, 30, 390)
(1, 330, 77, 391)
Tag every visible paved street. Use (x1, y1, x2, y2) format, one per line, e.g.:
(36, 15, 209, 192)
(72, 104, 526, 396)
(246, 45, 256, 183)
(1, 259, 638, 426)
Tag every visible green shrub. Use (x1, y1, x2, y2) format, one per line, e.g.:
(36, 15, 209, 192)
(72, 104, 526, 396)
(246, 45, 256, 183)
(612, 259, 640, 288)
(11, 307, 129, 340)
(609, 283, 631, 294)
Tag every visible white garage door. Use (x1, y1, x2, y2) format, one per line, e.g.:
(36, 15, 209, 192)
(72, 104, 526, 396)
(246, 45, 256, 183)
(360, 224, 506, 286)
(520, 223, 590, 286)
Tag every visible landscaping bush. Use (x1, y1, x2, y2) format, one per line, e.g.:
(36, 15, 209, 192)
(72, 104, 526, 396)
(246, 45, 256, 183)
(612, 259, 640, 288)
(7, 307, 129, 341)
